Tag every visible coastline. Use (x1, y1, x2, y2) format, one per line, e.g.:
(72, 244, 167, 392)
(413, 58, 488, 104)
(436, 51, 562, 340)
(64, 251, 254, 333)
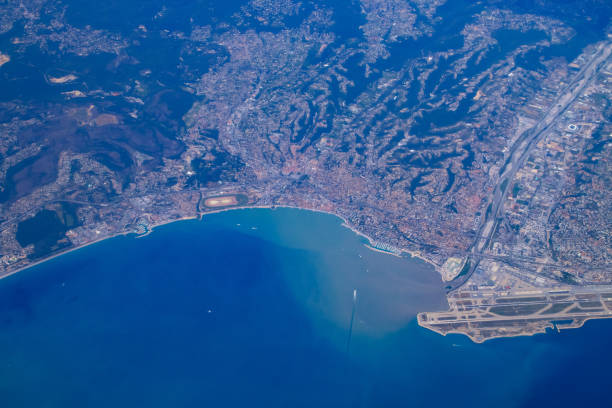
(363, 244, 402, 257)
(418, 314, 612, 344)
(7, 202, 603, 346)
(200, 204, 440, 269)
(418, 320, 554, 344)
(0, 215, 200, 281)
(0, 204, 441, 282)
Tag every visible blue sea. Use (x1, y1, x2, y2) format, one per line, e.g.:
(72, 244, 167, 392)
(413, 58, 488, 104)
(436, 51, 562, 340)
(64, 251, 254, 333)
(1, 208, 611, 407)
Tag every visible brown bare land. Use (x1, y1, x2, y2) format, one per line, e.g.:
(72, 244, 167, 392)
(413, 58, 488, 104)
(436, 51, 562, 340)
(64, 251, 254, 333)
(204, 195, 239, 208)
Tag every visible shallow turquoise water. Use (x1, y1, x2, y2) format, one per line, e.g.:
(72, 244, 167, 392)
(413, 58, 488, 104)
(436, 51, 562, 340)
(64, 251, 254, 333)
(0, 208, 611, 407)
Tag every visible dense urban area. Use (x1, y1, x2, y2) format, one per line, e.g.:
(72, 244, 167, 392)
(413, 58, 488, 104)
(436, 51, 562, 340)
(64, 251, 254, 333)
(0, 0, 611, 342)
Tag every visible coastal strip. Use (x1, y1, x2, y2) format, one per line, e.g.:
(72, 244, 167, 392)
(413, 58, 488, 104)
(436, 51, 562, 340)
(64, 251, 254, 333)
(0, 200, 440, 281)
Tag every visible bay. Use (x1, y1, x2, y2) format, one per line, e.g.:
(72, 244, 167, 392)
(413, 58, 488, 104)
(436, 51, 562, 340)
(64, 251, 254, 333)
(0, 208, 610, 407)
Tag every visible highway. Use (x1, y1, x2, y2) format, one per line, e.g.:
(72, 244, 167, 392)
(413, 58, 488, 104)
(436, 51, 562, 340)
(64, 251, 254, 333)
(449, 40, 612, 292)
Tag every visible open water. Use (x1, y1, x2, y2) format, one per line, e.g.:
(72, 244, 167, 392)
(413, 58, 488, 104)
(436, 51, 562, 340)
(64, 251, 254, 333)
(0, 208, 611, 407)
